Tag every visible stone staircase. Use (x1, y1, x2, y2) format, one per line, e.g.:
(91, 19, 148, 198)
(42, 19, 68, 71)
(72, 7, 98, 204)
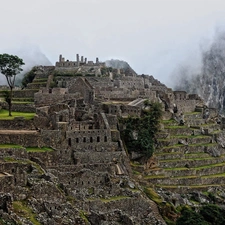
(142, 110, 225, 192)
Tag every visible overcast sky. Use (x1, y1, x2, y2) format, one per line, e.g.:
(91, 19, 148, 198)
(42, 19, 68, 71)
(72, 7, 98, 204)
(1, 0, 225, 87)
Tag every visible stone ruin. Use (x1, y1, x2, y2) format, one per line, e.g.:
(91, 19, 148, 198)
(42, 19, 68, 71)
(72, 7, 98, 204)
(0, 54, 220, 224)
(55, 54, 105, 69)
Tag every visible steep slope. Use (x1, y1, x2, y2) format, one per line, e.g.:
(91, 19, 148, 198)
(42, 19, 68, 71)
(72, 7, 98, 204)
(174, 31, 225, 113)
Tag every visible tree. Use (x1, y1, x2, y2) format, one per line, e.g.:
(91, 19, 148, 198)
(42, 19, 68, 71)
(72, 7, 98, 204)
(120, 101, 162, 159)
(176, 209, 209, 225)
(0, 54, 25, 116)
(200, 204, 225, 225)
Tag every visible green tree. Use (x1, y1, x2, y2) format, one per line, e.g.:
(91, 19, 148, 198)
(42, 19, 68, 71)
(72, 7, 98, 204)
(200, 204, 225, 225)
(120, 101, 162, 159)
(176, 209, 209, 225)
(0, 54, 25, 116)
(21, 66, 37, 88)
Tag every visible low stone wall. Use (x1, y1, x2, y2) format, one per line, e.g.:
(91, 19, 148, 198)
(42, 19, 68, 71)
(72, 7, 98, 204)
(159, 157, 224, 168)
(0, 118, 35, 130)
(13, 89, 38, 98)
(1, 103, 36, 113)
(0, 175, 14, 193)
(0, 133, 40, 147)
(73, 151, 125, 164)
(0, 147, 28, 159)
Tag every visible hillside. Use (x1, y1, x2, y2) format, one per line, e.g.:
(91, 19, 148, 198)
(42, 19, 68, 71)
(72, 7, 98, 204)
(0, 54, 225, 225)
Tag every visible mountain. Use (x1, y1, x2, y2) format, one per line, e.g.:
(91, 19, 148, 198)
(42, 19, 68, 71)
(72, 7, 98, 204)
(174, 30, 225, 113)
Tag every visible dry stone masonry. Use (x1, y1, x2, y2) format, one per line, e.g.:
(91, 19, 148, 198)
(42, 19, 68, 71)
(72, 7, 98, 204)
(0, 53, 223, 224)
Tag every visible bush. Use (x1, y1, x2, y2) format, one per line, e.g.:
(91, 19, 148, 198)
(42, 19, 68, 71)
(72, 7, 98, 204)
(176, 209, 209, 225)
(200, 204, 225, 225)
(21, 67, 38, 88)
(120, 102, 162, 158)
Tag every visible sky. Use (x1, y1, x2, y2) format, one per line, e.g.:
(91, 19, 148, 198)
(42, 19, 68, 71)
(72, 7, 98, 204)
(1, 0, 225, 87)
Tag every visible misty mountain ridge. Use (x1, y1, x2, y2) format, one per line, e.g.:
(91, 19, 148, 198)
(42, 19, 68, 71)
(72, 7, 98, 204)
(174, 30, 225, 113)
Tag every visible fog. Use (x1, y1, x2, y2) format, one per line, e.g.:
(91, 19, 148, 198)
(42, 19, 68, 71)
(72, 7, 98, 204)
(1, 0, 225, 87)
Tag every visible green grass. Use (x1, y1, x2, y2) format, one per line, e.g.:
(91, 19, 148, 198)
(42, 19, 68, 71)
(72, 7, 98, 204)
(162, 144, 184, 149)
(33, 78, 48, 82)
(161, 119, 177, 124)
(26, 147, 53, 152)
(12, 101, 33, 104)
(164, 162, 225, 171)
(4, 157, 45, 174)
(100, 196, 130, 202)
(13, 201, 41, 225)
(159, 157, 215, 163)
(184, 112, 201, 115)
(165, 167, 189, 171)
(165, 125, 188, 129)
(188, 142, 217, 147)
(155, 152, 183, 156)
(170, 135, 209, 139)
(79, 211, 89, 224)
(144, 175, 165, 179)
(201, 172, 225, 178)
(0, 110, 35, 120)
(171, 175, 197, 179)
(144, 187, 163, 204)
(156, 184, 225, 189)
(195, 162, 225, 170)
(0, 144, 23, 148)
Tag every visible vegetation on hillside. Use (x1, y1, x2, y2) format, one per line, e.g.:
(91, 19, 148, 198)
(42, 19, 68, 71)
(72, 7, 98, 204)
(119, 101, 162, 159)
(0, 109, 35, 120)
(0, 54, 25, 116)
(176, 204, 225, 225)
(21, 66, 38, 88)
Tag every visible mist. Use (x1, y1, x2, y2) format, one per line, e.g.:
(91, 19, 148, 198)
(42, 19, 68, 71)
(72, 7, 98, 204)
(172, 28, 225, 112)
(0, 45, 52, 86)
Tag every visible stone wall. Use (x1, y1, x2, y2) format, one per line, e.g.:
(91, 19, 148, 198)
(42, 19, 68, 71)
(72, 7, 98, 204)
(34, 88, 79, 107)
(0, 118, 35, 130)
(0, 132, 40, 147)
(1, 102, 36, 113)
(13, 89, 39, 98)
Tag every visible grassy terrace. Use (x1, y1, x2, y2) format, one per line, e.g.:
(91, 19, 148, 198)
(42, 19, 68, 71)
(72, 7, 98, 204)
(0, 144, 23, 149)
(0, 110, 35, 120)
(0, 144, 53, 153)
(88, 196, 131, 203)
(159, 156, 221, 163)
(26, 147, 53, 152)
(170, 134, 210, 139)
(4, 157, 45, 174)
(157, 135, 209, 142)
(164, 125, 188, 129)
(155, 184, 225, 189)
(13, 201, 41, 225)
(33, 78, 48, 82)
(161, 119, 177, 124)
(161, 144, 184, 149)
(184, 111, 202, 115)
(100, 196, 131, 202)
(164, 162, 225, 171)
(155, 152, 183, 156)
